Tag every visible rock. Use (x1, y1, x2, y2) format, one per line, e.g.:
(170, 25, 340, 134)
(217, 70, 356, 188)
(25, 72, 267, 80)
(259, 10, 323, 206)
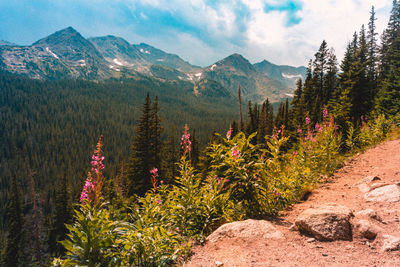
(353, 175, 381, 193)
(364, 184, 400, 202)
(295, 204, 353, 241)
(355, 209, 382, 222)
(381, 235, 400, 252)
(353, 219, 380, 240)
(369, 182, 389, 191)
(307, 238, 316, 243)
(288, 224, 298, 231)
(215, 261, 224, 266)
(207, 219, 284, 243)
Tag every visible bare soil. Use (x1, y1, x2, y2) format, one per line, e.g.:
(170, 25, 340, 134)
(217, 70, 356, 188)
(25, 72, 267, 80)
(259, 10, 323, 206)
(186, 139, 400, 267)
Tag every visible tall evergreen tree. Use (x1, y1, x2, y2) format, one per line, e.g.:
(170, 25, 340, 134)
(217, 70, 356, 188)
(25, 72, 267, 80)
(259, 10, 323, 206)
(238, 85, 244, 131)
(150, 96, 163, 173)
(3, 176, 23, 267)
(48, 174, 71, 256)
(367, 6, 378, 82)
(162, 127, 178, 184)
(291, 78, 305, 127)
(127, 93, 153, 196)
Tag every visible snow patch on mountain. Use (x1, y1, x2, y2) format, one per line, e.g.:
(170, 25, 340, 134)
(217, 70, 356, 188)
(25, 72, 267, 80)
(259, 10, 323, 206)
(285, 93, 294, 98)
(195, 72, 202, 77)
(78, 59, 86, 66)
(46, 47, 59, 59)
(282, 73, 302, 80)
(113, 58, 124, 66)
(210, 64, 217, 70)
(140, 48, 151, 54)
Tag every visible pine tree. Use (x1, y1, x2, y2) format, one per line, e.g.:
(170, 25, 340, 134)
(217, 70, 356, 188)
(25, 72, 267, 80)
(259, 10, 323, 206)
(301, 60, 315, 121)
(379, 0, 400, 79)
(375, 36, 400, 116)
(162, 127, 178, 184)
(367, 6, 378, 82)
(150, 96, 163, 173)
(375, 1, 400, 116)
(323, 48, 338, 105)
(3, 176, 23, 267)
(238, 85, 244, 131)
(48, 174, 71, 256)
(127, 94, 164, 195)
(291, 79, 305, 127)
(127, 93, 153, 196)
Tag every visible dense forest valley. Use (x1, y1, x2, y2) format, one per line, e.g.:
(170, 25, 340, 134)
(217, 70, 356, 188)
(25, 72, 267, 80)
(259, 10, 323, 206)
(1, 2, 400, 266)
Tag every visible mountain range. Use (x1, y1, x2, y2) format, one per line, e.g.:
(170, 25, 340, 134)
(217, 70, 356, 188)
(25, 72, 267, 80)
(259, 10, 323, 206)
(0, 27, 306, 103)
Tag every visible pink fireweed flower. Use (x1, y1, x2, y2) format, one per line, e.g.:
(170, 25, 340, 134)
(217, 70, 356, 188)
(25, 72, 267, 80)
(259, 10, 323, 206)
(323, 106, 328, 118)
(81, 135, 105, 204)
(305, 116, 311, 125)
(231, 146, 240, 160)
(226, 127, 232, 140)
(80, 177, 95, 202)
(181, 125, 191, 154)
(150, 168, 158, 177)
(297, 128, 302, 134)
(150, 167, 159, 189)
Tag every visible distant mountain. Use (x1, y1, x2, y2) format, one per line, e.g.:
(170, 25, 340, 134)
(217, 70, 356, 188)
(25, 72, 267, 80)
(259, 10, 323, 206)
(0, 27, 115, 79)
(88, 35, 149, 72)
(0, 27, 306, 102)
(133, 43, 201, 72)
(0, 40, 16, 46)
(254, 60, 306, 90)
(198, 54, 289, 102)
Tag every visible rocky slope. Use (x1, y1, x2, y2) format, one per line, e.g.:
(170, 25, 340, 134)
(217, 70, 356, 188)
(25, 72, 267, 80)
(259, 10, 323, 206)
(187, 138, 400, 266)
(0, 27, 306, 102)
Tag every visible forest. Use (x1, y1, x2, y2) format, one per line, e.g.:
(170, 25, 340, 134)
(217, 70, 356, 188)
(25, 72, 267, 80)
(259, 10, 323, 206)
(2, 2, 400, 266)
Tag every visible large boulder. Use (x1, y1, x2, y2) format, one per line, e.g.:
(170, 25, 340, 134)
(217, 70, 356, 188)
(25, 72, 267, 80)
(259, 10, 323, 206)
(364, 184, 400, 202)
(207, 219, 284, 243)
(295, 204, 353, 241)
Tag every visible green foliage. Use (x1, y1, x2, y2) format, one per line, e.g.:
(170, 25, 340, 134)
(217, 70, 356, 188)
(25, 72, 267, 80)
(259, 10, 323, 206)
(3, 176, 23, 267)
(52, 202, 121, 266)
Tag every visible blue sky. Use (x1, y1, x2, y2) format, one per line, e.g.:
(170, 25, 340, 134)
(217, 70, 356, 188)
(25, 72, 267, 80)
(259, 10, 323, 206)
(0, 0, 392, 67)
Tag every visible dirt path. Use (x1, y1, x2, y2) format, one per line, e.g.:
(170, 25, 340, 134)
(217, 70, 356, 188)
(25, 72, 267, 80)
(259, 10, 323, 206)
(186, 139, 400, 266)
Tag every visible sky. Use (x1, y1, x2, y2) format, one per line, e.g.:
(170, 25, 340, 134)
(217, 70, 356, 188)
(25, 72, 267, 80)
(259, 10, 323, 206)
(0, 0, 393, 67)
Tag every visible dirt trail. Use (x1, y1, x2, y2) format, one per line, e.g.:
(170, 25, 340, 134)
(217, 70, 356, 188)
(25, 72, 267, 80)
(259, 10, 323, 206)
(186, 139, 400, 267)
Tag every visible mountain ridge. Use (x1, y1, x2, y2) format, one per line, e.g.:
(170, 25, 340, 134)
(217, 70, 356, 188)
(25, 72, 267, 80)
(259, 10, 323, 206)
(0, 26, 306, 102)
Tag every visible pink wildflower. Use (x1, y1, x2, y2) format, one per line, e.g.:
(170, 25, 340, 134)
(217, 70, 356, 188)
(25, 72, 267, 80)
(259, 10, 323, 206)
(323, 106, 328, 118)
(226, 127, 232, 140)
(181, 125, 191, 154)
(150, 168, 158, 177)
(297, 128, 302, 134)
(231, 146, 240, 160)
(150, 167, 159, 189)
(305, 116, 311, 125)
(80, 177, 95, 202)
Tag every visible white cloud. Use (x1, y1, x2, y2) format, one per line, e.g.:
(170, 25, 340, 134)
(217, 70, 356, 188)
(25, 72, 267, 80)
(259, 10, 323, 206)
(239, 0, 392, 66)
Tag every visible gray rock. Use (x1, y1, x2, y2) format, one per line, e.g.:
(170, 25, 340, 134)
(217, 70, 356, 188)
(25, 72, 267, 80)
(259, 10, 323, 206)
(353, 175, 381, 193)
(364, 184, 400, 202)
(355, 209, 382, 222)
(207, 219, 284, 243)
(295, 203, 353, 241)
(381, 235, 400, 252)
(353, 219, 380, 240)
